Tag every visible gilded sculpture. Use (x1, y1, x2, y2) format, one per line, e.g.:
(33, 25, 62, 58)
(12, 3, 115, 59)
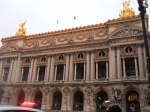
(15, 21, 26, 36)
(119, 0, 135, 18)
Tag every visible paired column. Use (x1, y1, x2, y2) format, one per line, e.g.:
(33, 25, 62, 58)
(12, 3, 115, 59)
(122, 57, 126, 78)
(86, 52, 90, 81)
(69, 53, 73, 82)
(95, 62, 98, 79)
(14, 53, 21, 83)
(49, 55, 55, 82)
(117, 47, 122, 79)
(65, 54, 69, 82)
(45, 56, 51, 82)
(28, 58, 34, 82)
(54, 64, 57, 81)
(90, 51, 95, 81)
(74, 63, 77, 80)
(7, 58, 14, 82)
(32, 57, 37, 82)
(134, 57, 139, 78)
(137, 44, 144, 78)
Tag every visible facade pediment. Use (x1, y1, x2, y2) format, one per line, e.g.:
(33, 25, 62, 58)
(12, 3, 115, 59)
(109, 27, 143, 39)
(0, 44, 18, 52)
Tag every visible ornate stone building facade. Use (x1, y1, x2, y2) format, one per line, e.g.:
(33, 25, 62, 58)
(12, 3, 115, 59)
(0, 3, 150, 112)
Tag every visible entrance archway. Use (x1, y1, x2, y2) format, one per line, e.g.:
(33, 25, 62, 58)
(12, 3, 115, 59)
(95, 91, 108, 112)
(34, 91, 42, 109)
(52, 91, 62, 110)
(73, 91, 84, 111)
(126, 90, 140, 112)
(17, 91, 25, 106)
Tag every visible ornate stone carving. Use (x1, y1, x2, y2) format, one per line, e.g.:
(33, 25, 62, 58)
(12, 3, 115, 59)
(76, 34, 86, 40)
(85, 87, 93, 96)
(26, 88, 32, 94)
(86, 32, 94, 41)
(111, 28, 142, 38)
(41, 39, 50, 45)
(0, 46, 17, 52)
(119, 0, 135, 18)
(25, 40, 39, 48)
(67, 36, 74, 44)
(142, 87, 150, 105)
(43, 88, 50, 95)
(57, 36, 67, 43)
(96, 30, 107, 37)
(112, 87, 122, 103)
(63, 87, 70, 95)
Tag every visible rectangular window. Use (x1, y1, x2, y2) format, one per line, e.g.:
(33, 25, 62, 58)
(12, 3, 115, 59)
(38, 66, 46, 81)
(3, 67, 10, 81)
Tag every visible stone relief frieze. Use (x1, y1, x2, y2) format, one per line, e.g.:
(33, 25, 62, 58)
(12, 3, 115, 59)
(112, 87, 122, 103)
(86, 32, 94, 42)
(26, 88, 32, 94)
(49, 37, 56, 46)
(24, 40, 39, 48)
(142, 87, 150, 105)
(57, 36, 68, 43)
(0, 46, 17, 52)
(41, 38, 50, 45)
(111, 28, 142, 38)
(76, 34, 86, 40)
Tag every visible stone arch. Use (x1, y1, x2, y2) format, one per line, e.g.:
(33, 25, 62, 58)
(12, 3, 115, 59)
(14, 88, 25, 105)
(108, 26, 143, 39)
(34, 91, 43, 109)
(0, 44, 19, 52)
(73, 90, 84, 111)
(123, 86, 141, 112)
(52, 91, 62, 110)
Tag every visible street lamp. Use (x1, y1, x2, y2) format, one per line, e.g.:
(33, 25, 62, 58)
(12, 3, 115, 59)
(137, 0, 150, 89)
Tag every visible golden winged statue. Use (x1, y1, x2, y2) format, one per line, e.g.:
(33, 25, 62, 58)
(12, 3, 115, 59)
(119, 0, 135, 18)
(15, 21, 26, 36)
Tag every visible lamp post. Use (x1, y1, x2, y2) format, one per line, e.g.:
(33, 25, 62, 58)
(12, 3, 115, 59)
(137, 0, 150, 89)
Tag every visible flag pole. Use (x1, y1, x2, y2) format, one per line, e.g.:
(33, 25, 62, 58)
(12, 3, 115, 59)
(56, 20, 58, 30)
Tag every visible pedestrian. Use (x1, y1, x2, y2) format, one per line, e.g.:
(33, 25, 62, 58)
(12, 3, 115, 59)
(102, 100, 111, 112)
(109, 105, 122, 112)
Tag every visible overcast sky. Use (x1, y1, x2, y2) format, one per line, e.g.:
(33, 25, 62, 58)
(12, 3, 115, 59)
(0, 0, 150, 46)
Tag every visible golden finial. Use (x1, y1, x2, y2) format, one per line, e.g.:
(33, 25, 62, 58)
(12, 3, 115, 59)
(119, 0, 135, 18)
(15, 21, 26, 36)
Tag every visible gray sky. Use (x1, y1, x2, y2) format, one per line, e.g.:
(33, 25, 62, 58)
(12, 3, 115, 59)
(0, 0, 150, 46)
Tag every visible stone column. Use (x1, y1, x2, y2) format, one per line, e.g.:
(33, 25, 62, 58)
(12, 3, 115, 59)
(49, 55, 55, 82)
(96, 61, 98, 80)
(45, 56, 51, 82)
(74, 63, 76, 80)
(110, 47, 116, 80)
(86, 51, 90, 82)
(36, 66, 40, 81)
(90, 51, 95, 81)
(106, 60, 109, 79)
(65, 54, 69, 82)
(122, 57, 126, 78)
(143, 46, 147, 78)
(69, 53, 73, 82)
(28, 58, 34, 83)
(83, 63, 86, 80)
(0, 59, 3, 79)
(11, 58, 17, 82)
(20, 68, 24, 81)
(134, 57, 139, 78)
(63, 64, 66, 81)
(138, 44, 144, 79)
(1, 69, 4, 81)
(7, 58, 14, 82)
(54, 65, 57, 81)
(32, 57, 37, 82)
(117, 46, 122, 80)
(14, 53, 21, 82)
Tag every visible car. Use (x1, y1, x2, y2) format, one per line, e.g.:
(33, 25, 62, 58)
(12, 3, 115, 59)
(0, 105, 44, 112)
